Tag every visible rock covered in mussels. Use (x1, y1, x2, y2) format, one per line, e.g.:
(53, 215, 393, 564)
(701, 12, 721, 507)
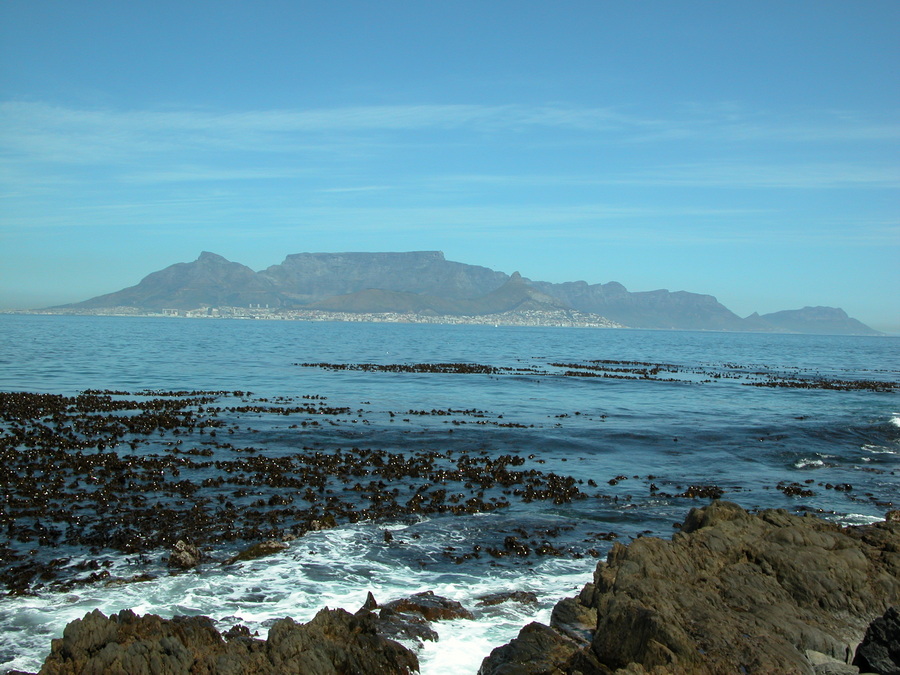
(480, 501, 900, 675)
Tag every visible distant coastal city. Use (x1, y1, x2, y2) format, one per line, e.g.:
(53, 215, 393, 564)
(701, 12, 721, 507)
(9, 306, 623, 328)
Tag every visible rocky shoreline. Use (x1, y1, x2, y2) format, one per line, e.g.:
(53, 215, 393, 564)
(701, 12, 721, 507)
(11, 501, 899, 675)
(481, 500, 900, 675)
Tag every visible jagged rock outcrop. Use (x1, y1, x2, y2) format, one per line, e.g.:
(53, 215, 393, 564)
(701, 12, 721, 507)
(853, 606, 900, 674)
(380, 589, 475, 622)
(167, 540, 203, 569)
(37, 606, 418, 675)
(355, 590, 475, 647)
(480, 622, 592, 675)
(480, 501, 900, 675)
(30, 589, 480, 675)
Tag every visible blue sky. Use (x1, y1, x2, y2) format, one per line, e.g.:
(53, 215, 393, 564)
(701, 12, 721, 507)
(1, 1, 898, 331)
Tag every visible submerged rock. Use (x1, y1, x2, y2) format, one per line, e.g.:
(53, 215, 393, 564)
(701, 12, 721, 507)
(37, 606, 418, 675)
(381, 589, 475, 621)
(222, 539, 289, 565)
(481, 501, 900, 675)
(476, 590, 539, 607)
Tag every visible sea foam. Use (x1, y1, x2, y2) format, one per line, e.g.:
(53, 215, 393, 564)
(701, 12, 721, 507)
(0, 522, 597, 675)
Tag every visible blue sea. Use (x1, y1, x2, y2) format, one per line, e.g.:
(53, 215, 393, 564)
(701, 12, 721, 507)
(0, 314, 898, 674)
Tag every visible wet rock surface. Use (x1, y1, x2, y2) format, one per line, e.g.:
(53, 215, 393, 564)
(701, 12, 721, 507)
(167, 540, 203, 569)
(380, 590, 475, 622)
(476, 590, 539, 607)
(479, 621, 587, 675)
(222, 540, 289, 565)
(30, 588, 484, 674)
(351, 592, 468, 647)
(36, 606, 418, 675)
(22, 587, 491, 674)
(480, 501, 900, 675)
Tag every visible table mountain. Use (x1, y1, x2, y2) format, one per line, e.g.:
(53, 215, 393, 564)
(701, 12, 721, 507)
(56, 251, 881, 335)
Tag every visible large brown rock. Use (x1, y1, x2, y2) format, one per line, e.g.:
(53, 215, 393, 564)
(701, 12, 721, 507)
(38, 606, 418, 675)
(478, 621, 592, 675)
(853, 605, 900, 674)
(481, 501, 900, 675)
(265, 608, 419, 674)
(38, 609, 232, 675)
(591, 502, 899, 673)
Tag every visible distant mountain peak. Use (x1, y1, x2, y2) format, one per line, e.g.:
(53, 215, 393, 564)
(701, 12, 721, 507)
(197, 251, 230, 264)
(755, 306, 877, 335)
(56, 251, 881, 335)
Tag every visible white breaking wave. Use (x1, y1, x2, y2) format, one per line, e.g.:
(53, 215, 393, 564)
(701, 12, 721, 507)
(862, 444, 898, 455)
(0, 522, 598, 675)
(839, 513, 885, 526)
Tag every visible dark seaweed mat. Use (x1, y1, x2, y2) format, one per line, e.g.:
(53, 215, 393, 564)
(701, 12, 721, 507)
(2, 356, 895, 596)
(0, 390, 619, 595)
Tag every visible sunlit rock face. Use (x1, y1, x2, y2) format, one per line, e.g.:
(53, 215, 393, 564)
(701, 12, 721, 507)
(480, 501, 900, 675)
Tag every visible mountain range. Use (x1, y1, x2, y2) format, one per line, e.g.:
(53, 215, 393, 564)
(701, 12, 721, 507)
(60, 251, 880, 335)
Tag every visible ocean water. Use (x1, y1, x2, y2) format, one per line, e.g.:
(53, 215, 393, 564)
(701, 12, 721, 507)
(0, 314, 898, 674)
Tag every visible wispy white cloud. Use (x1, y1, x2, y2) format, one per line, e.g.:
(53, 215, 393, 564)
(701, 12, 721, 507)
(412, 161, 900, 191)
(3, 100, 897, 169)
(119, 166, 319, 184)
(1, 99, 896, 253)
(317, 185, 394, 194)
(598, 163, 900, 189)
